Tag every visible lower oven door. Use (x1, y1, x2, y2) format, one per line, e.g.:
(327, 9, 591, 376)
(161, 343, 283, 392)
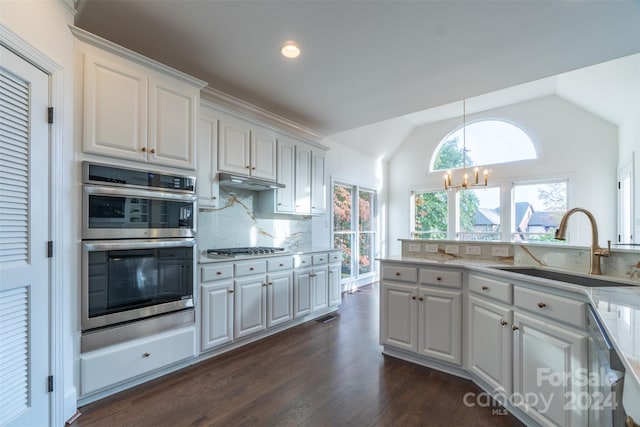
(82, 238, 195, 331)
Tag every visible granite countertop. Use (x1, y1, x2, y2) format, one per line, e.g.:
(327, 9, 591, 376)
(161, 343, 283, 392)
(378, 255, 640, 417)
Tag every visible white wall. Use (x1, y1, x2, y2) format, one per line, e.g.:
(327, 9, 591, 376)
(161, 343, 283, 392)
(1, 0, 78, 423)
(388, 95, 618, 255)
(312, 137, 387, 256)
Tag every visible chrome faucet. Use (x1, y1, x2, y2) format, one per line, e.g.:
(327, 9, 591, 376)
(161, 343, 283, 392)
(554, 207, 611, 275)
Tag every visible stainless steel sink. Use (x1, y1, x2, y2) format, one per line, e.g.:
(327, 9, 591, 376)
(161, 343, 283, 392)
(492, 267, 635, 287)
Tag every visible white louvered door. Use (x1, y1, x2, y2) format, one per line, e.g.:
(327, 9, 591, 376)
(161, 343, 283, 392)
(0, 45, 50, 427)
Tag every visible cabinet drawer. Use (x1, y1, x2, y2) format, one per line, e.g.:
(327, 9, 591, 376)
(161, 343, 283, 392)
(81, 327, 195, 395)
(312, 253, 328, 265)
(468, 274, 512, 304)
(382, 265, 418, 283)
(235, 260, 267, 276)
(514, 286, 586, 329)
(294, 254, 312, 269)
(329, 251, 341, 264)
(267, 256, 293, 272)
(201, 264, 233, 282)
(419, 268, 462, 288)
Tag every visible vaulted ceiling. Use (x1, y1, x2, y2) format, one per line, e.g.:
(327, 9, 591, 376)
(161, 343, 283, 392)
(75, 1, 640, 158)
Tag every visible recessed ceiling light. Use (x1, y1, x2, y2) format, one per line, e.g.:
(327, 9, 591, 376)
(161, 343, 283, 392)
(281, 42, 301, 59)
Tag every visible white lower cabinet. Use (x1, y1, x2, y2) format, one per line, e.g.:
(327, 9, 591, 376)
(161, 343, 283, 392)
(328, 258, 341, 307)
(418, 287, 462, 365)
(234, 274, 267, 339)
(80, 326, 195, 395)
(293, 267, 313, 318)
(311, 267, 329, 312)
(380, 281, 418, 352)
(201, 279, 234, 350)
(380, 264, 462, 366)
(468, 295, 513, 394)
(266, 270, 293, 328)
(513, 311, 587, 427)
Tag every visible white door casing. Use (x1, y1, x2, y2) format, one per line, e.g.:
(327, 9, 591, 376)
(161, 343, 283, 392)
(0, 44, 50, 427)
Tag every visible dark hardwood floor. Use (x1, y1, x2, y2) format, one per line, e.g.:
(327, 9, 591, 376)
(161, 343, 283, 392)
(72, 284, 524, 427)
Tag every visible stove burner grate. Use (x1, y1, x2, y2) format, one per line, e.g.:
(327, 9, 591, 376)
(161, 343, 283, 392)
(207, 246, 286, 256)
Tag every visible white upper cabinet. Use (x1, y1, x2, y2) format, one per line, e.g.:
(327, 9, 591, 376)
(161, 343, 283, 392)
(75, 28, 206, 170)
(295, 144, 312, 214)
(197, 102, 220, 208)
(218, 114, 277, 181)
(274, 136, 296, 213)
(311, 150, 326, 215)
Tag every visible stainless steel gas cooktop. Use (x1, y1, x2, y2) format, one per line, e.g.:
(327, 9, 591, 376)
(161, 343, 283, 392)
(207, 246, 287, 258)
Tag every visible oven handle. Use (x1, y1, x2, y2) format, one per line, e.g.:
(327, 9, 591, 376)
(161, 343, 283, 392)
(83, 238, 195, 251)
(84, 185, 197, 202)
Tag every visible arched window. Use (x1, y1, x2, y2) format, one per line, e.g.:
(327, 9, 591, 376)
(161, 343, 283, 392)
(431, 120, 536, 171)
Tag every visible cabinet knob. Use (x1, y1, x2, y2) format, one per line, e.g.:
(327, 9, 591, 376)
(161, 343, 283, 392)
(279, 263, 284, 267)
(267, 282, 273, 286)
(252, 167, 256, 170)
(411, 296, 417, 300)
(278, 203, 282, 206)
(216, 271, 222, 276)
(228, 289, 234, 293)
(537, 302, 547, 308)
(246, 165, 251, 169)
(395, 272, 401, 277)
(143, 352, 151, 358)
(141, 147, 147, 152)
(436, 276, 442, 281)
(481, 286, 489, 291)
(500, 320, 508, 326)
(512, 325, 519, 331)
(249, 267, 254, 271)
(150, 148, 155, 154)
(419, 297, 424, 301)
(263, 283, 267, 287)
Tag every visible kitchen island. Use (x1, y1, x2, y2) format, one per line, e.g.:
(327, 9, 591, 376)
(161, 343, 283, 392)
(378, 255, 640, 427)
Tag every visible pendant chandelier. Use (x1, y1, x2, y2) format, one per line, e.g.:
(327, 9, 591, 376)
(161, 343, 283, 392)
(444, 99, 488, 191)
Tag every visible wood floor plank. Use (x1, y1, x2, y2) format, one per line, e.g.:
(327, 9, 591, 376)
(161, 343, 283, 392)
(72, 283, 525, 427)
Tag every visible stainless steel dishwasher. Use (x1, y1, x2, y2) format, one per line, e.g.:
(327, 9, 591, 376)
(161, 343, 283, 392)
(587, 304, 626, 426)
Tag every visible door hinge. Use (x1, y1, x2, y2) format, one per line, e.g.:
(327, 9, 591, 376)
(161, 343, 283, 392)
(47, 375, 54, 393)
(47, 107, 53, 124)
(47, 241, 53, 258)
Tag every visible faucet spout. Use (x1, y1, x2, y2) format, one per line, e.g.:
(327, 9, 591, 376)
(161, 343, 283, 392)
(554, 207, 610, 275)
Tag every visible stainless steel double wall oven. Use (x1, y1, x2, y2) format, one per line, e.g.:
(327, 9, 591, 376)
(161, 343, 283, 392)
(81, 162, 196, 346)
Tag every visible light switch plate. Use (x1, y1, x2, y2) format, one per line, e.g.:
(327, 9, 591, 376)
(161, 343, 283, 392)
(424, 244, 438, 253)
(491, 246, 510, 257)
(445, 245, 459, 254)
(408, 243, 421, 252)
(466, 246, 481, 255)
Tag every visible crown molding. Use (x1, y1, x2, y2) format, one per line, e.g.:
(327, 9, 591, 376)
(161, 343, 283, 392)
(69, 25, 207, 89)
(201, 86, 326, 148)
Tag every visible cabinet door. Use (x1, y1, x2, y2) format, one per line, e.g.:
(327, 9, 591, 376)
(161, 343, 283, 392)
(468, 296, 512, 394)
(234, 276, 267, 339)
(295, 145, 311, 214)
(513, 312, 588, 427)
(312, 267, 328, 312)
(275, 138, 296, 212)
(380, 282, 418, 352)
(293, 268, 312, 318)
(328, 263, 341, 306)
(418, 287, 462, 365)
(197, 104, 219, 208)
(310, 150, 326, 215)
(83, 51, 147, 161)
(201, 280, 234, 350)
(250, 127, 277, 180)
(266, 271, 293, 328)
(148, 76, 198, 169)
(218, 116, 251, 175)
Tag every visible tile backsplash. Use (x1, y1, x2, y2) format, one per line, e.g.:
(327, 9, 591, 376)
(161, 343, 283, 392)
(197, 189, 311, 254)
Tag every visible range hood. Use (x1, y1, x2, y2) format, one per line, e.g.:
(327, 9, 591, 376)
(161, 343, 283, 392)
(218, 172, 285, 191)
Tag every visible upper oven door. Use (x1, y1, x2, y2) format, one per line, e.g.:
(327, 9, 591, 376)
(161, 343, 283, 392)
(83, 185, 196, 239)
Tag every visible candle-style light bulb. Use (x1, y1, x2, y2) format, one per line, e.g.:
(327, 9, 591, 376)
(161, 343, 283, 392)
(463, 173, 468, 186)
(484, 169, 488, 185)
(474, 167, 479, 184)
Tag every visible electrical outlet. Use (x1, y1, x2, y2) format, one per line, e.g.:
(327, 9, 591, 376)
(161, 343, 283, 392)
(491, 246, 510, 257)
(466, 246, 481, 255)
(445, 245, 459, 254)
(408, 244, 421, 252)
(424, 244, 439, 253)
